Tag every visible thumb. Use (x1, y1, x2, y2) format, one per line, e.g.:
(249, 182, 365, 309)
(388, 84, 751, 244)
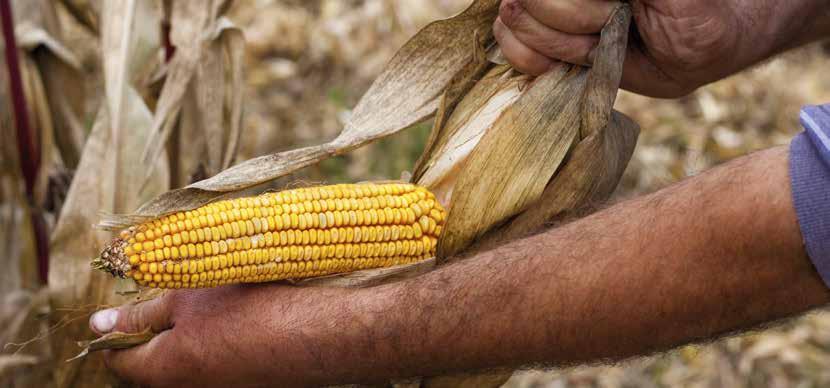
(90, 293, 175, 335)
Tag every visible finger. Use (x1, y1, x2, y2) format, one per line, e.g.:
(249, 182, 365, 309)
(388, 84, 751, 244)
(507, 0, 620, 34)
(90, 292, 176, 335)
(499, 0, 599, 66)
(105, 331, 184, 387)
(493, 17, 555, 76)
(620, 46, 693, 98)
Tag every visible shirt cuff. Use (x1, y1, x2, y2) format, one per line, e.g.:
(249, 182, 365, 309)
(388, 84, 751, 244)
(790, 103, 830, 287)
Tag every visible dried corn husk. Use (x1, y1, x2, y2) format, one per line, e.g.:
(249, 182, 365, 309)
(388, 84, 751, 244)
(416, 5, 637, 259)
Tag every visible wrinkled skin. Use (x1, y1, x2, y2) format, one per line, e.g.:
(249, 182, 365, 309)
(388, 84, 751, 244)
(92, 285, 362, 387)
(494, 0, 830, 97)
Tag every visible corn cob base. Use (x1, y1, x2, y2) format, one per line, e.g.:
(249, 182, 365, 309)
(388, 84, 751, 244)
(93, 183, 445, 289)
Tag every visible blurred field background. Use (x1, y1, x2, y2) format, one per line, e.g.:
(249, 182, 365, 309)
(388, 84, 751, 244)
(4, 0, 830, 386)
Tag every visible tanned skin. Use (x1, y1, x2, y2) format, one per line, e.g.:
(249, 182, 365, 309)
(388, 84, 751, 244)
(495, 0, 830, 97)
(90, 0, 830, 386)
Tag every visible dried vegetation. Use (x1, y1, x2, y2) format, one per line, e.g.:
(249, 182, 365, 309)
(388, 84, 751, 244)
(1, 0, 829, 387)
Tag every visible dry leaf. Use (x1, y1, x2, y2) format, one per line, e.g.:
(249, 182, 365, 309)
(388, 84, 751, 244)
(415, 65, 528, 204)
(109, 0, 501, 226)
(476, 6, 637, 247)
(170, 17, 244, 184)
(14, 0, 86, 169)
(48, 2, 169, 386)
(430, 5, 634, 259)
(436, 64, 584, 257)
(140, 0, 234, 180)
(67, 329, 154, 362)
(58, 0, 100, 34)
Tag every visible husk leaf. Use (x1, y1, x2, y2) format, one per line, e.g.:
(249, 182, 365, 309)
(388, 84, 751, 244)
(434, 4, 633, 259)
(436, 63, 585, 257)
(416, 65, 529, 204)
(67, 328, 154, 362)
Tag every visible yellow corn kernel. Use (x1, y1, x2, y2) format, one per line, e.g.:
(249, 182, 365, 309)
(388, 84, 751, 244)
(98, 183, 447, 289)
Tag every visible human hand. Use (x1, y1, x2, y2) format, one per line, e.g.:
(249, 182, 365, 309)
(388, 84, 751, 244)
(89, 284, 366, 387)
(493, 0, 830, 97)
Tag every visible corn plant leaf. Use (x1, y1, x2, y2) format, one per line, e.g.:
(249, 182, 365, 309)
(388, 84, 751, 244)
(579, 5, 631, 139)
(0, 18, 40, 321)
(173, 18, 244, 179)
(32, 50, 85, 170)
(219, 18, 244, 170)
(100, 0, 162, 213)
(139, 0, 233, 181)
(0, 198, 40, 293)
(58, 0, 100, 34)
(107, 0, 500, 227)
(12, 0, 86, 183)
(14, 3, 86, 170)
(13, 0, 85, 169)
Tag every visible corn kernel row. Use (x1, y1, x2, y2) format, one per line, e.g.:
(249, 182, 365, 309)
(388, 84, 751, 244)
(128, 220, 442, 263)
(140, 255, 428, 288)
(96, 183, 445, 289)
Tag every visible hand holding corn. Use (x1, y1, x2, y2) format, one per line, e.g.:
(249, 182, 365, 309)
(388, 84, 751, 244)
(90, 148, 830, 387)
(494, 0, 830, 97)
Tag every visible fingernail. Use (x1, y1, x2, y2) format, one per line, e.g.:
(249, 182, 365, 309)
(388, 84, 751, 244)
(91, 308, 118, 333)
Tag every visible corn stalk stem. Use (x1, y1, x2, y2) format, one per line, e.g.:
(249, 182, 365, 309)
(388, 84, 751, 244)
(1, 0, 49, 284)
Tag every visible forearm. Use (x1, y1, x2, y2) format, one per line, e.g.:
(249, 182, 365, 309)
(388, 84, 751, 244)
(286, 146, 829, 385)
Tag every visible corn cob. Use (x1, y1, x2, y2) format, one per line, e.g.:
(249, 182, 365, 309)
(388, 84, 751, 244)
(93, 183, 445, 289)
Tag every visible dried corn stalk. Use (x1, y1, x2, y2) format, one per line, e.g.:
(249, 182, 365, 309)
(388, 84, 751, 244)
(42, 3, 249, 387)
(141, 0, 244, 186)
(48, 2, 170, 387)
(1, 2, 87, 387)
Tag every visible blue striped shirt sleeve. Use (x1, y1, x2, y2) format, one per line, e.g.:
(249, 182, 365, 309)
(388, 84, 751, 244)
(790, 103, 830, 286)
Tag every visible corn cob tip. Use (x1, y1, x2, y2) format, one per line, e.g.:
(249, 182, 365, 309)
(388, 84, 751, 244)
(92, 238, 131, 279)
